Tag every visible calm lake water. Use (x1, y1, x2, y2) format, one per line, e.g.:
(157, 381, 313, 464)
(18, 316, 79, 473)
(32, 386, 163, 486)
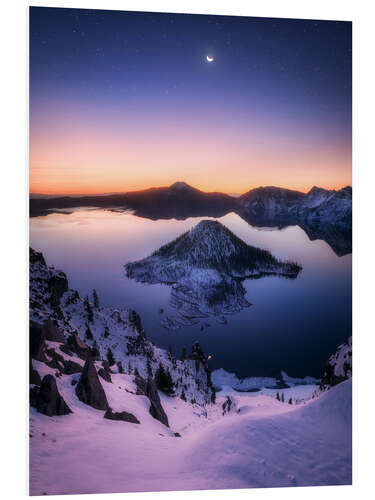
(30, 208, 352, 379)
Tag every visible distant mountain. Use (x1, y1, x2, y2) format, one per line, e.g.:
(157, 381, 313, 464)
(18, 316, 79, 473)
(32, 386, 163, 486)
(29, 182, 352, 255)
(237, 185, 352, 256)
(237, 185, 352, 228)
(125, 220, 301, 329)
(122, 181, 237, 220)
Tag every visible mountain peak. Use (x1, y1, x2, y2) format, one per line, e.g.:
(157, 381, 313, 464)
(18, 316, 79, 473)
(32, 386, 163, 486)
(126, 219, 301, 278)
(169, 181, 194, 191)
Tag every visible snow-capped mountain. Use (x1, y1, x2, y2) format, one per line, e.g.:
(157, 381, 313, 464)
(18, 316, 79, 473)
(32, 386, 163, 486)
(30, 248, 214, 407)
(125, 220, 301, 329)
(29, 183, 352, 255)
(238, 185, 351, 227)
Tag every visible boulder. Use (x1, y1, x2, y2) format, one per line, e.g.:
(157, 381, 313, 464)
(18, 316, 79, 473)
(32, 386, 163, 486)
(29, 360, 41, 386)
(29, 321, 47, 361)
(30, 247, 46, 266)
(48, 271, 68, 306)
(63, 360, 83, 375)
(60, 344, 74, 357)
(75, 359, 109, 410)
(30, 375, 71, 416)
(42, 318, 65, 343)
(102, 360, 112, 373)
(135, 375, 169, 427)
(67, 334, 91, 360)
(98, 368, 112, 383)
(45, 348, 65, 372)
(104, 408, 140, 424)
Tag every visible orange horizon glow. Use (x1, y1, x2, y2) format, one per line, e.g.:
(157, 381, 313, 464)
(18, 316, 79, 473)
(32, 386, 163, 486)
(29, 109, 352, 197)
(29, 180, 352, 198)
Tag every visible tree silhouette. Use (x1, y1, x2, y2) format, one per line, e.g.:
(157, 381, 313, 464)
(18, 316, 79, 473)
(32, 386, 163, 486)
(106, 347, 115, 366)
(93, 289, 99, 308)
(155, 363, 174, 395)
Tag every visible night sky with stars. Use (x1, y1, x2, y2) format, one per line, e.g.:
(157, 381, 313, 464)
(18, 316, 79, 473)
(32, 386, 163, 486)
(30, 7, 352, 195)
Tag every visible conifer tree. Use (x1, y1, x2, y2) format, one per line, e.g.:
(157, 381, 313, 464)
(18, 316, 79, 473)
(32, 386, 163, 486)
(155, 363, 174, 395)
(91, 340, 100, 358)
(276, 392, 280, 401)
(85, 323, 93, 340)
(281, 393, 285, 403)
(84, 296, 94, 322)
(93, 289, 99, 308)
(180, 389, 187, 401)
(146, 357, 153, 377)
(104, 326, 109, 338)
(106, 347, 115, 366)
(180, 346, 187, 361)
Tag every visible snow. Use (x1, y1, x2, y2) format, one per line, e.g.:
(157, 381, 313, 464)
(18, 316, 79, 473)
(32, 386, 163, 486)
(30, 377, 351, 494)
(212, 367, 320, 398)
(29, 249, 352, 495)
(125, 219, 300, 329)
(30, 251, 213, 406)
(329, 337, 352, 378)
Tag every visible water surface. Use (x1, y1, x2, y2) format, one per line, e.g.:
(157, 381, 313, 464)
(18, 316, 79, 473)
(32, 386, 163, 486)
(30, 208, 351, 378)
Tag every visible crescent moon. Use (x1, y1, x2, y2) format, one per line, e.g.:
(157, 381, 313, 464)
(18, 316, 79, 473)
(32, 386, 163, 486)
(206, 55, 214, 62)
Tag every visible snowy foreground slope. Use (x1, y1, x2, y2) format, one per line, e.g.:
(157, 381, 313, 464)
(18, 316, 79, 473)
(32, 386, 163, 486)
(30, 377, 351, 495)
(29, 248, 351, 495)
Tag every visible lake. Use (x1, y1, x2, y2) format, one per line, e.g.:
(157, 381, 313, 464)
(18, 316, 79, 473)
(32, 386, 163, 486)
(29, 207, 352, 379)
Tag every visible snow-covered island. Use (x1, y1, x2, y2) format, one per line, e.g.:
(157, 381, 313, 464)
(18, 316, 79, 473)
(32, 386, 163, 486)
(125, 220, 302, 329)
(29, 248, 352, 495)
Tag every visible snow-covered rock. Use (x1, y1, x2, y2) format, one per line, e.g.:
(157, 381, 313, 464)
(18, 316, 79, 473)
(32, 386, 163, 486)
(320, 337, 352, 390)
(238, 186, 352, 256)
(238, 185, 351, 229)
(30, 248, 214, 407)
(29, 375, 351, 494)
(125, 220, 301, 329)
(212, 367, 320, 393)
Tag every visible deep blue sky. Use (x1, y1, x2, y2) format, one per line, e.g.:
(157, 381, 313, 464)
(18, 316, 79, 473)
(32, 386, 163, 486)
(29, 7, 352, 194)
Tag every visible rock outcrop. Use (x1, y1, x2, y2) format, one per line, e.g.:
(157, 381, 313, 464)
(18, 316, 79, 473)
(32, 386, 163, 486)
(135, 375, 169, 427)
(98, 367, 112, 383)
(63, 360, 83, 375)
(75, 359, 109, 410)
(104, 408, 140, 424)
(30, 374, 72, 416)
(320, 337, 352, 390)
(67, 334, 91, 360)
(42, 318, 65, 343)
(30, 360, 41, 386)
(30, 321, 47, 362)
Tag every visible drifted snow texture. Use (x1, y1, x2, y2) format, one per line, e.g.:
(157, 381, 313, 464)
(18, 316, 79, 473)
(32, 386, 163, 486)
(30, 378, 351, 495)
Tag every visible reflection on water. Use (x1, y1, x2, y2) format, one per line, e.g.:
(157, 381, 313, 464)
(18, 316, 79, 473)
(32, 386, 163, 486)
(30, 208, 352, 378)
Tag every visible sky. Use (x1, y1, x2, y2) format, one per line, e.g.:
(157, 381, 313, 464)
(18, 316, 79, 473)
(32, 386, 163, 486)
(29, 7, 352, 195)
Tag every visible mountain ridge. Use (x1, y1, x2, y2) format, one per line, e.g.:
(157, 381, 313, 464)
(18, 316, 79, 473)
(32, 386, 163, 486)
(29, 182, 352, 256)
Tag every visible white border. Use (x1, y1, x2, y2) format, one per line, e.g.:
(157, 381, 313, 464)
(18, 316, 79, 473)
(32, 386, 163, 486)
(1, 1, 374, 499)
